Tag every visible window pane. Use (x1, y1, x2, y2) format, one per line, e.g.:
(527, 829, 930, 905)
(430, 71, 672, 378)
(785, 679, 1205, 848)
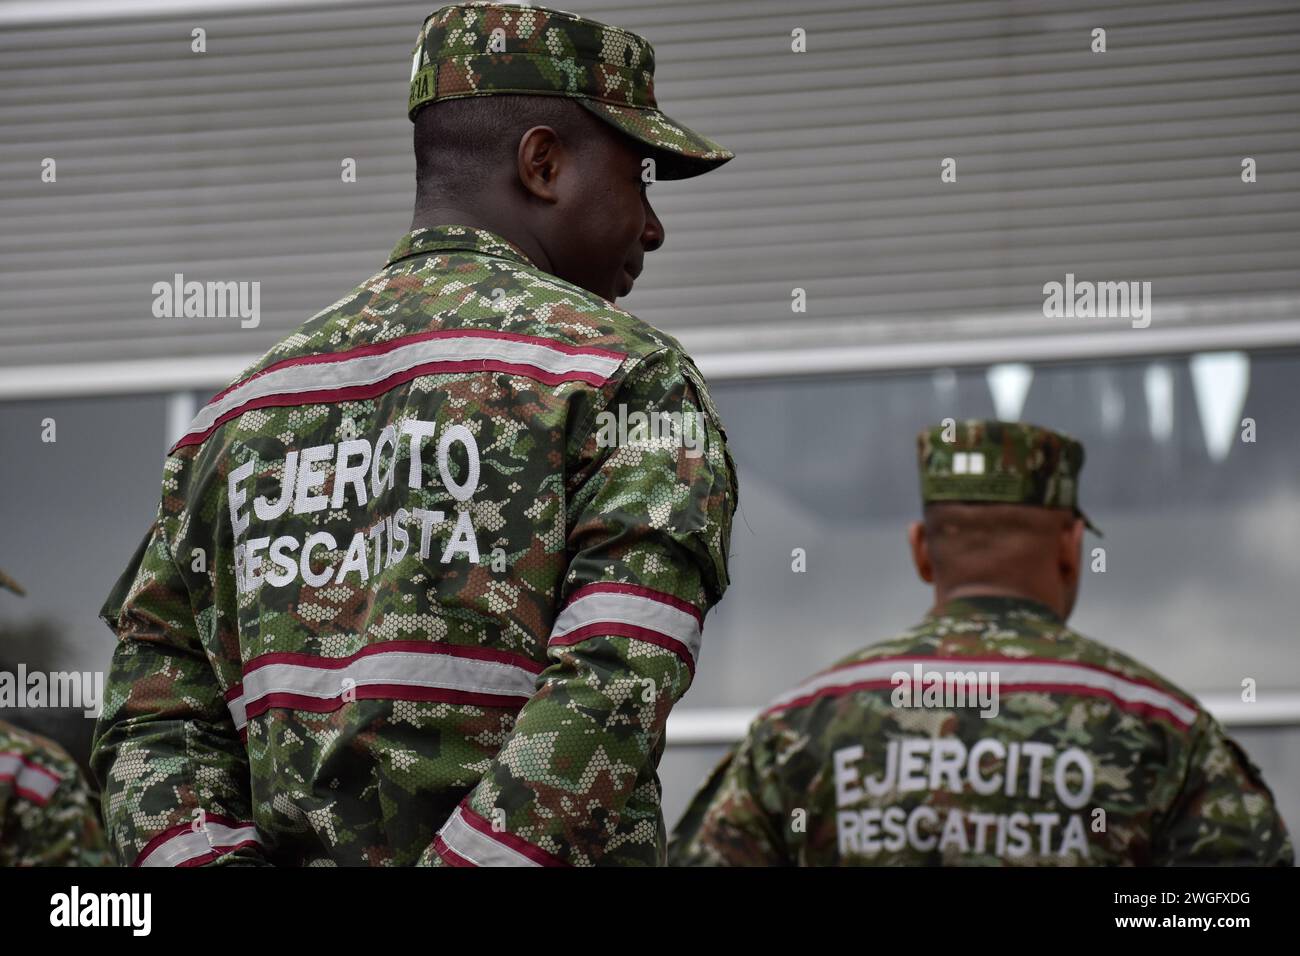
(694, 349, 1300, 707)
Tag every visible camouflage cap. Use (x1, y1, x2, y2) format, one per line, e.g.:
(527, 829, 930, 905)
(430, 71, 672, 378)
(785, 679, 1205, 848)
(407, 3, 733, 179)
(0, 568, 25, 596)
(916, 419, 1101, 534)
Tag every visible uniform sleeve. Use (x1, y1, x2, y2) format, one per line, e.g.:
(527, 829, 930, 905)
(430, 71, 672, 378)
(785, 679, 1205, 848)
(1152, 713, 1294, 865)
(91, 512, 269, 867)
(667, 724, 792, 866)
(423, 349, 737, 866)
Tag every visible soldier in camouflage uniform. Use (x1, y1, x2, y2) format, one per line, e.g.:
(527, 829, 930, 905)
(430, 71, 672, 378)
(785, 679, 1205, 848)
(1, 570, 110, 866)
(91, 3, 736, 867)
(1, 722, 111, 867)
(670, 421, 1291, 866)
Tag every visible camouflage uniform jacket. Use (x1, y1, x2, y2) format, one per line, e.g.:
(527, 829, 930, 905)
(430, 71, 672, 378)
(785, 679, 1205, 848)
(1, 720, 111, 866)
(670, 596, 1292, 866)
(92, 224, 737, 867)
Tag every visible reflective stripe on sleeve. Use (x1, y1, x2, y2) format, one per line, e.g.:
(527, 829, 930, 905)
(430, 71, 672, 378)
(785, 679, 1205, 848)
(434, 803, 566, 867)
(0, 751, 63, 805)
(548, 583, 703, 672)
(135, 816, 263, 867)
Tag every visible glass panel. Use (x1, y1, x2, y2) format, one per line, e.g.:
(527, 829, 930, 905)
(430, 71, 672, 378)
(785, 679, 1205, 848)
(669, 349, 1300, 832)
(694, 349, 1300, 708)
(0, 394, 167, 676)
(4, 355, 1297, 832)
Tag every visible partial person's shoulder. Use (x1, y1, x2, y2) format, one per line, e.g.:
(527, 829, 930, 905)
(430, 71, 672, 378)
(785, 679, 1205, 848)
(0, 720, 78, 796)
(1054, 626, 1192, 692)
(455, 254, 700, 384)
(749, 625, 928, 732)
(469, 260, 729, 434)
(382, 233, 683, 364)
(1043, 626, 1206, 732)
(896, 598, 1206, 734)
(0, 721, 76, 769)
(180, 238, 699, 452)
(167, 245, 702, 463)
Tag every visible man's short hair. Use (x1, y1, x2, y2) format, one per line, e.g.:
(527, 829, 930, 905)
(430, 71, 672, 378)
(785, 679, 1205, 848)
(924, 501, 1075, 572)
(413, 95, 603, 201)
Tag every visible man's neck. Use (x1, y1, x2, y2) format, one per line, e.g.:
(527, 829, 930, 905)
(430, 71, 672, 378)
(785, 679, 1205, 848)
(932, 583, 1068, 621)
(410, 205, 553, 274)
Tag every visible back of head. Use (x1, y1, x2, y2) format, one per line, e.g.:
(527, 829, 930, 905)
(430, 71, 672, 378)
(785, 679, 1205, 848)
(413, 94, 602, 209)
(910, 420, 1096, 619)
(922, 501, 1077, 596)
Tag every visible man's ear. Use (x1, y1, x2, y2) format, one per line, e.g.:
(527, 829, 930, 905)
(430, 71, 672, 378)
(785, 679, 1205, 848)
(516, 125, 565, 201)
(1059, 516, 1085, 583)
(908, 521, 934, 584)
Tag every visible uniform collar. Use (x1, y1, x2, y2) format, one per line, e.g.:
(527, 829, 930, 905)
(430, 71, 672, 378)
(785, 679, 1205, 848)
(930, 594, 1065, 625)
(386, 224, 537, 269)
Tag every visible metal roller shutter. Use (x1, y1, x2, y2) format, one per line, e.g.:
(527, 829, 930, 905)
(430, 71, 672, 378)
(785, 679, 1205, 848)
(1, 0, 1298, 395)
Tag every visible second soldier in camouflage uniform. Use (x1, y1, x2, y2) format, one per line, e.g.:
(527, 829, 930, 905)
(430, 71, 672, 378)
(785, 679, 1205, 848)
(1, 721, 110, 867)
(92, 3, 736, 867)
(670, 421, 1291, 866)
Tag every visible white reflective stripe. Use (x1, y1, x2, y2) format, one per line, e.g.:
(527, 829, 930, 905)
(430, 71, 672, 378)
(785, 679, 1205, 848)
(241, 651, 539, 708)
(0, 753, 62, 802)
(767, 657, 1198, 726)
(186, 335, 623, 437)
(997, 662, 1198, 725)
(438, 806, 540, 867)
(767, 660, 921, 711)
(139, 821, 261, 867)
(550, 591, 702, 663)
(226, 692, 248, 733)
(17, 763, 60, 801)
(226, 697, 248, 733)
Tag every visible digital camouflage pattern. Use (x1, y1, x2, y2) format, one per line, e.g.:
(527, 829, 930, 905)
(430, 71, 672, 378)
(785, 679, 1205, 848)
(918, 419, 1099, 533)
(92, 224, 737, 866)
(408, 3, 733, 178)
(1, 719, 111, 867)
(669, 596, 1292, 866)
